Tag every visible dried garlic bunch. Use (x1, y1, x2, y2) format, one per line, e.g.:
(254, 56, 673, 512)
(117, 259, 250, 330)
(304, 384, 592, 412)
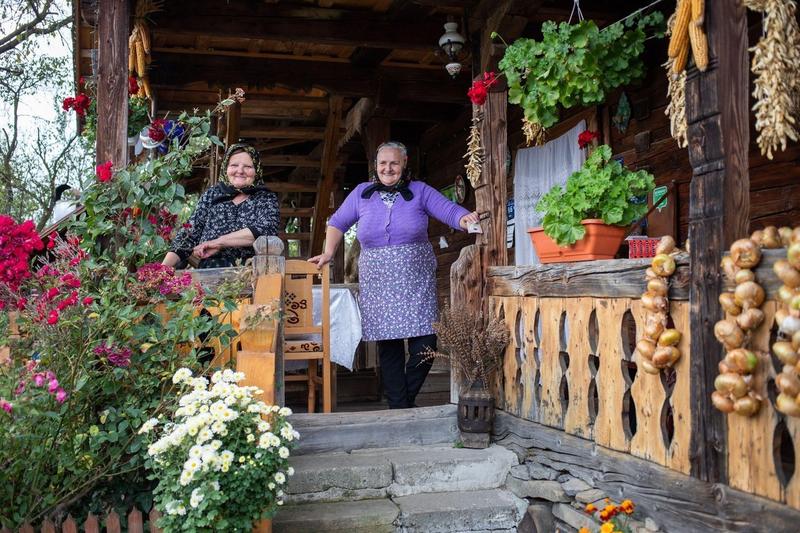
(522, 118, 545, 147)
(664, 10, 688, 148)
(744, 0, 800, 159)
(464, 108, 484, 188)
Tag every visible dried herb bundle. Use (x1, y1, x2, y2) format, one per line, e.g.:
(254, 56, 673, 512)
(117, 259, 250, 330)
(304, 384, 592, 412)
(421, 307, 510, 393)
(664, 10, 688, 148)
(464, 108, 484, 187)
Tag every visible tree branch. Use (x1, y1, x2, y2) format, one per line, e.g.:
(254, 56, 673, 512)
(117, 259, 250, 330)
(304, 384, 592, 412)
(0, 0, 70, 56)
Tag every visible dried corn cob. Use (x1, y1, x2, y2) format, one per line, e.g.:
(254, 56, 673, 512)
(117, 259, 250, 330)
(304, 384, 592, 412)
(688, 18, 708, 71)
(668, 0, 692, 58)
(691, 0, 704, 26)
(135, 40, 146, 78)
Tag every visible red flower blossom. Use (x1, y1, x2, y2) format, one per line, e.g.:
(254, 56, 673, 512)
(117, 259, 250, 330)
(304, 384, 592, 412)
(467, 71, 501, 106)
(47, 309, 59, 325)
(128, 76, 139, 95)
(62, 97, 75, 111)
(96, 161, 113, 183)
(82, 296, 94, 306)
(73, 93, 91, 117)
(578, 130, 600, 149)
(0, 216, 43, 293)
(148, 118, 168, 143)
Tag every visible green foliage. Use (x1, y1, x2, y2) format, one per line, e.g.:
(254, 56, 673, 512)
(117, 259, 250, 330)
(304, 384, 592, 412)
(497, 12, 664, 128)
(535, 145, 655, 246)
(143, 369, 297, 531)
(81, 95, 152, 148)
(0, 101, 240, 528)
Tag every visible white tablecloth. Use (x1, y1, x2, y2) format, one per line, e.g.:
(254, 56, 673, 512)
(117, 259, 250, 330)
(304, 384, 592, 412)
(284, 286, 362, 371)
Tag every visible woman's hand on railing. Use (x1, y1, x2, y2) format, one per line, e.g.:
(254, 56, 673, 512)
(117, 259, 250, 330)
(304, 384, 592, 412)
(194, 240, 222, 259)
(308, 252, 333, 269)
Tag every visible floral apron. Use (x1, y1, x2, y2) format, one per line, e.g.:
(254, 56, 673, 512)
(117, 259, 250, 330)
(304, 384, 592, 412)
(357, 241, 438, 341)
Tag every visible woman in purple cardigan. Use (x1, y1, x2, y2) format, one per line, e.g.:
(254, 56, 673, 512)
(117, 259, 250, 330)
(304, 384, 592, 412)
(309, 141, 479, 409)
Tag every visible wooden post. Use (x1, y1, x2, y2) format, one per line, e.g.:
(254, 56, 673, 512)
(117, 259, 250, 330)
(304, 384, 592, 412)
(309, 95, 344, 255)
(685, 0, 750, 483)
(245, 236, 286, 405)
(224, 97, 241, 148)
(96, 0, 129, 167)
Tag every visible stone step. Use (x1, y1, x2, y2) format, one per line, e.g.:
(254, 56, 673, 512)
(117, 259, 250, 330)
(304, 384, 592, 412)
(289, 405, 458, 455)
(286, 444, 518, 504)
(273, 489, 526, 533)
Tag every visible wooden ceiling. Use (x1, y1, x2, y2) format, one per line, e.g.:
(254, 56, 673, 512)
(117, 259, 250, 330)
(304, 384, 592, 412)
(74, 0, 640, 253)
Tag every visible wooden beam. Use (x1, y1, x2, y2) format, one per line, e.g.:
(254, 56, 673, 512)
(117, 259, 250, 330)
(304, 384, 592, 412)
(96, 0, 129, 167)
(487, 254, 691, 300)
(280, 207, 314, 218)
(151, 18, 442, 51)
(494, 412, 800, 533)
(310, 96, 344, 255)
(257, 140, 312, 152)
(152, 46, 350, 64)
(260, 155, 323, 168)
(239, 127, 327, 140)
(265, 182, 318, 193)
(224, 98, 241, 147)
(150, 53, 470, 103)
(279, 232, 311, 241)
(685, 0, 750, 484)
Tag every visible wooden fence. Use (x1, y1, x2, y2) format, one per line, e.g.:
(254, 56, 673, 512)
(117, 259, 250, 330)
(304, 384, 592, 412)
(0, 508, 162, 533)
(487, 252, 800, 510)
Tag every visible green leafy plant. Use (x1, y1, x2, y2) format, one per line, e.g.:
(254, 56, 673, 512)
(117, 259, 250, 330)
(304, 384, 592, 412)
(0, 97, 246, 528)
(497, 12, 664, 129)
(535, 145, 655, 246)
(81, 95, 152, 148)
(142, 368, 297, 531)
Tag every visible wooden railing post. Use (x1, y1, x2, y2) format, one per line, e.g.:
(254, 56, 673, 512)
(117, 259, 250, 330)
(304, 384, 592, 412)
(249, 236, 285, 406)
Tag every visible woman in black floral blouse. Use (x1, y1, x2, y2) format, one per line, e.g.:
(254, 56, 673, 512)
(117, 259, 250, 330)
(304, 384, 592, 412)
(162, 143, 280, 268)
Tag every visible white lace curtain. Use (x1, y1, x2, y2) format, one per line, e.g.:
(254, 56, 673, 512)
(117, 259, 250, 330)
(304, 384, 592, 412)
(513, 121, 586, 265)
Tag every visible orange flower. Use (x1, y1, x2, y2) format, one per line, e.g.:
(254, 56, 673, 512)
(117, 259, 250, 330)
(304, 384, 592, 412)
(604, 504, 617, 515)
(578, 528, 590, 533)
(585, 503, 597, 514)
(599, 510, 610, 522)
(600, 523, 616, 533)
(620, 499, 635, 514)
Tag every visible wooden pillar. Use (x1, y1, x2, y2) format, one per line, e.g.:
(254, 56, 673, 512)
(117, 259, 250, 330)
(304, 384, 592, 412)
(224, 97, 241, 148)
(685, 0, 750, 483)
(309, 95, 344, 255)
(96, 0, 129, 167)
(362, 116, 391, 177)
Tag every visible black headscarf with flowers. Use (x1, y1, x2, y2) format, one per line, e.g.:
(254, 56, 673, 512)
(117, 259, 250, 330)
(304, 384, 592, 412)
(213, 143, 272, 204)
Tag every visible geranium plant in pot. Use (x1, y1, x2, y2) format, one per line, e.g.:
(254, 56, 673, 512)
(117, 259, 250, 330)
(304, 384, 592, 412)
(530, 145, 655, 263)
(421, 307, 510, 449)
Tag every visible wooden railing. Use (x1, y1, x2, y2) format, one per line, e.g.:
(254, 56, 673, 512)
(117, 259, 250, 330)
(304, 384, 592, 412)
(487, 256, 693, 475)
(488, 252, 800, 510)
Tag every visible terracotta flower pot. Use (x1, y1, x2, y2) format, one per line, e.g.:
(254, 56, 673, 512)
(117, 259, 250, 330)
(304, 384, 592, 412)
(528, 219, 627, 263)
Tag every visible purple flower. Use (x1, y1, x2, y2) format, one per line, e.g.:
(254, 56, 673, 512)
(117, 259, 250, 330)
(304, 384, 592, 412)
(0, 399, 11, 414)
(107, 348, 132, 367)
(55, 388, 68, 404)
(48, 378, 59, 393)
(14, 380, 26, 396)
(32, 373, 45, 387)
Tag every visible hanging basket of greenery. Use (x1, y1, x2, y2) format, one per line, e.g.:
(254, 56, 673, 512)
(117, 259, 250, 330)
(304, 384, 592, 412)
(495, 12, 664, 137)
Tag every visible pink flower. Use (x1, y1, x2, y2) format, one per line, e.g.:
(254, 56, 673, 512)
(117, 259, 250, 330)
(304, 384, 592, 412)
(0, 399, 11, 414)
(48, 378, 60, 393)
(47, 309, 59, 325)
(32, 373, 45, 387)
(96, 161, 113, 183)
(14, 380, 25, 395)
(55, 388, 68, 404)
(16, 297, 27, 310)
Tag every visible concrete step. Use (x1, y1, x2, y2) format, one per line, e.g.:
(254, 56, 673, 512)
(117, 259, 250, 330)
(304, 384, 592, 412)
(286, 444, 518, 504)
(289, 405, 458, 455)
(273, 489, 526, 533)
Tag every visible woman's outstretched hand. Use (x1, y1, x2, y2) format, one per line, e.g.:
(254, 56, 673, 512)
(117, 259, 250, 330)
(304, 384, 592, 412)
(308, 252, 333, 270)
(459, 211, 480, 230)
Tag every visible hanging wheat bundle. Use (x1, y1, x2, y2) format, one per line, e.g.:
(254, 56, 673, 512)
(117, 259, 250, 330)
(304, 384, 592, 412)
(522, 118, 545, 147)
(664, 10, 689, 148)
(464, 108, 484, 188)
(743, 0, 800, 159)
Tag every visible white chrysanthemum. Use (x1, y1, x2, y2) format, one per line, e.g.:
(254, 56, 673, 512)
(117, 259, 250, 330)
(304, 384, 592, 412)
(268, 482, 275, 490)
(247, 404, 261, 413)
(258, 434, 270, 449)
(201, 447, 219, 466)
(190, 377, 208, 390)
(277, 489, 284, 497)
(279, 406, 292, 416)
(280, 426, 293, 439)
(179, 470, 194, 486)
(293, 430, 300, 440)
(190, 488, 204, 508)
(211, 371, 223, 383)
(211, 480, 220, 491)
(138, 418, 159, 434)
(278, 446, 290, 459)
(184, 457, 202, 472)
(270, 405, 280, 413)
(247, 433, 255, 443)
(189, 445, 204, 459)
(224, 395, 237, 406)
(220, 450, 234, 463)
(232, 371, 245, 382)
(258, 420, 270, 432)
(221, 369, 235, 382)
(210, 438, 223, 450)
(287, 466, 295, 476)
(173, 368, 193, 384)
(274, 472, 286, 484)
(270, 435, 281, 447)
(220, 408, 237, 422)
(197, 428, 213, 443)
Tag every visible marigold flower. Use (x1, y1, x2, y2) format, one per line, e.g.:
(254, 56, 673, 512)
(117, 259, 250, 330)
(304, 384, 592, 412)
(600, 523, 615, 533)
(599, 510, 610, 521)
(585, 503, 597, 514)
(578, 528, 590, 533)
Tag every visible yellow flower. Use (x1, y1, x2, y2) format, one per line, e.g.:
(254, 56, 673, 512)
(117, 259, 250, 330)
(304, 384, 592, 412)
(578, 528, 590, 533)
(600, 523, 615, 533)
(585, 503, 597, 514)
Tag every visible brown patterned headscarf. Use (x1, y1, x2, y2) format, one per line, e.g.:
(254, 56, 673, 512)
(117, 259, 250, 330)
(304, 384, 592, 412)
(213, 143, 271, 203)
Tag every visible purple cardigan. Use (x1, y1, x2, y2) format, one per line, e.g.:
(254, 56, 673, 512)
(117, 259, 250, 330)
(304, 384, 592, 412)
(328, 181, 470, 249)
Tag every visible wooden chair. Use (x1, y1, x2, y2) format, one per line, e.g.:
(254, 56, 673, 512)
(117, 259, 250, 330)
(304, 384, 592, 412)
(283, 260, 333, 413)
